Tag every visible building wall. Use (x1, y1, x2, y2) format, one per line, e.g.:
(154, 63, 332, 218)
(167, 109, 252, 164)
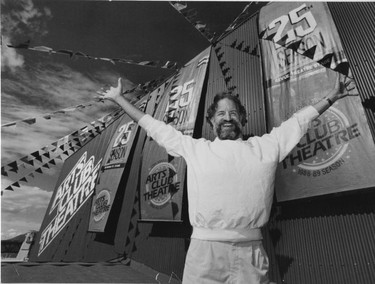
(265, 3, 375, 283)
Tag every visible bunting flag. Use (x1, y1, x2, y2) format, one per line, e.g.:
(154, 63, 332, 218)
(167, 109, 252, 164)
(1, 75, 163, 129)
(7, 40, 178, 70)
(169, 2, 216, 42)
(1, 100, 100, 128)
(259, 2, 375, 201)
(258, 3, 353, 78)
(1, 108, 125, 195)
(218, 40, 259, 58)
(212, 44, 239, 96)
(222, 3, 253, 36)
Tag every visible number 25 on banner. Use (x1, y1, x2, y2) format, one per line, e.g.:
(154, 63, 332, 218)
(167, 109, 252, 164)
(268, 4, 317, 49)
(170, 80, 195, 108)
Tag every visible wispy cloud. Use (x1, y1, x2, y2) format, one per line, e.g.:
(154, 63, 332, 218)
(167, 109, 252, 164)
(2, 61, 135, 163)
(1, 0, 137, 239)
(1, 0, 53, 71)
(1, 180, 52, 239)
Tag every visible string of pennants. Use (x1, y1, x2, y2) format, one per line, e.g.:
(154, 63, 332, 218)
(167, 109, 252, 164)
(220, 2, 255, 40)
(1, 108, 125, 195)
(169, 2, 217, 42)
(1, 75, 168, 128)
(215, 30, 351, 80)
(6, 40, 178, 70)
(258, 28, 351, 77)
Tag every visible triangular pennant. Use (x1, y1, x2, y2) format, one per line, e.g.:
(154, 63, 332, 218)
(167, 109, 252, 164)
(56, 155, 63, 161)
(62, 150, 69, 156)
(1, 167, 8, 177)
(250, 46, 258, 56)
(276, 34, 289, 47)
(230, 40, 237, 48)
(9, 167, 18, 173)
(42, 163, 50, 169)
(259, 28, 267, 39)
(265, 32, 276, 41)
(243, 45, 250, 53)
(302, 45, 317, 59)
(43, 152, 51, 159)
(317, 53, 334, 68)
(236, 41, 244, 50)
(12, 182, 21, 188)
(28, 172, 35, 179)
(22, 118, 37, 125)
(35, 168, 43, 174)
(48, 159, 56, 166)
(19, 177, 28, 183)
(333, 62, 350, 76)
(8, 161, 19, 171)
(222, 67, 230, 76)
(286, 40, 303, 53)
(5, 185, 14, 191)
(225, 76, 232, 84)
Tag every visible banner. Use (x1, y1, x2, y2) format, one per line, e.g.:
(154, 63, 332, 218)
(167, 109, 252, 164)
(259, 2, 375, 201)
(87, 100, 146, 231)
(140, 47, 211, 220)
(35, 114, 122, 257)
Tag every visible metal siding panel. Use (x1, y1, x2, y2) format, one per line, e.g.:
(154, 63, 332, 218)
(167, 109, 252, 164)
(203, 13, 266, 140)
(328, 2, 375, 141)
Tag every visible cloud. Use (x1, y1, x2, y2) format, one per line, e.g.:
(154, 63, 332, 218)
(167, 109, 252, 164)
(1, 0, 52, 71)
(1, 60, 135, 165)
(1, 181, 52, 239)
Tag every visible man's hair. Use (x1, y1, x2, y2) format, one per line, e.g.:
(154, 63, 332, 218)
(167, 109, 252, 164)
(206, 92, 247, 127)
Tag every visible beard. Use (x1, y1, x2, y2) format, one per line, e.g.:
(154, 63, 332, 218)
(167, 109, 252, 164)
(215, 119, 242, 140)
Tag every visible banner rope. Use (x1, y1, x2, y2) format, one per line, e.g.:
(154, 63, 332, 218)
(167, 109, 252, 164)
(169, 2, 217, 43)
(1, 108, 125, 195)
(6, 40, 178, 70)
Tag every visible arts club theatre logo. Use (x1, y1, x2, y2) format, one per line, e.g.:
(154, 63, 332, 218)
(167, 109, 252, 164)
(92, 189, 111, 222)
(282, 106, 361, 177)
(144, 162, 181, 209)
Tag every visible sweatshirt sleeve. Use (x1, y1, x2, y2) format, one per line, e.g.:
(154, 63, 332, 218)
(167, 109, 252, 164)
(269, 106, 319, 162)
(138, 114, 193, 157)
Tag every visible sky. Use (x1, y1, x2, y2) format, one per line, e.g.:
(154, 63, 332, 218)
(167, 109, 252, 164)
(1, 0, 252, 240)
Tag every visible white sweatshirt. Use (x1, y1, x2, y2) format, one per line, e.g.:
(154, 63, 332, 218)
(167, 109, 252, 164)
(139, 106, 318, 242)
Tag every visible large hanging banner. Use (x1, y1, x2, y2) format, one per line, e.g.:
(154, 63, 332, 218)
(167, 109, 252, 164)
(259, 2, 375, 201)
(140, 47, 211, 221)
(88, 98, 148, 232)
(36, 117, 122, 257)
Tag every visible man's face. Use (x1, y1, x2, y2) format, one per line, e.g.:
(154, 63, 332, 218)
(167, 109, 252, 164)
(210, 98, 243, 140)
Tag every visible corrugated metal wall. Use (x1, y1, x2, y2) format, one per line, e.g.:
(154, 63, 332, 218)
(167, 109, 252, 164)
(29, 112, 125, 262)
(328, 2, 375, 142)
(202, 13, 266, 140)
(264, 3, 375, 284)
(269, 190, 375, 284)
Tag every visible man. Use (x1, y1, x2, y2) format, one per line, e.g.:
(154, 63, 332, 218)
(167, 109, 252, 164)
(98, 75, 351, 283)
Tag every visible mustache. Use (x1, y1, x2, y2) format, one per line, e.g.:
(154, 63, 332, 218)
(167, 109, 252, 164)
(218, 119, 239, 127)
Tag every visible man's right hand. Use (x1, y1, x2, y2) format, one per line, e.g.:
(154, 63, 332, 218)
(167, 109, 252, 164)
(97, 77, 123, 103)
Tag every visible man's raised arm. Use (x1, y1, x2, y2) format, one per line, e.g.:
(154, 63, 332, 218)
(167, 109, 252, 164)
(311, 74, 355, 115)
(98, 78, 146, 122)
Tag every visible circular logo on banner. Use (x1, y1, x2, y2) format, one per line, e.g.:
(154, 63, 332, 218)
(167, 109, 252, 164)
(92, 189, 111, 222)
(145, 162, 179, 208)
(299, 107, 349, 171)
(287, 106, 361, 177)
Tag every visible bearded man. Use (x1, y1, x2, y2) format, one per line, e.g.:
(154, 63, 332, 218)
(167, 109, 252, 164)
(98, 76, 351, 284)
